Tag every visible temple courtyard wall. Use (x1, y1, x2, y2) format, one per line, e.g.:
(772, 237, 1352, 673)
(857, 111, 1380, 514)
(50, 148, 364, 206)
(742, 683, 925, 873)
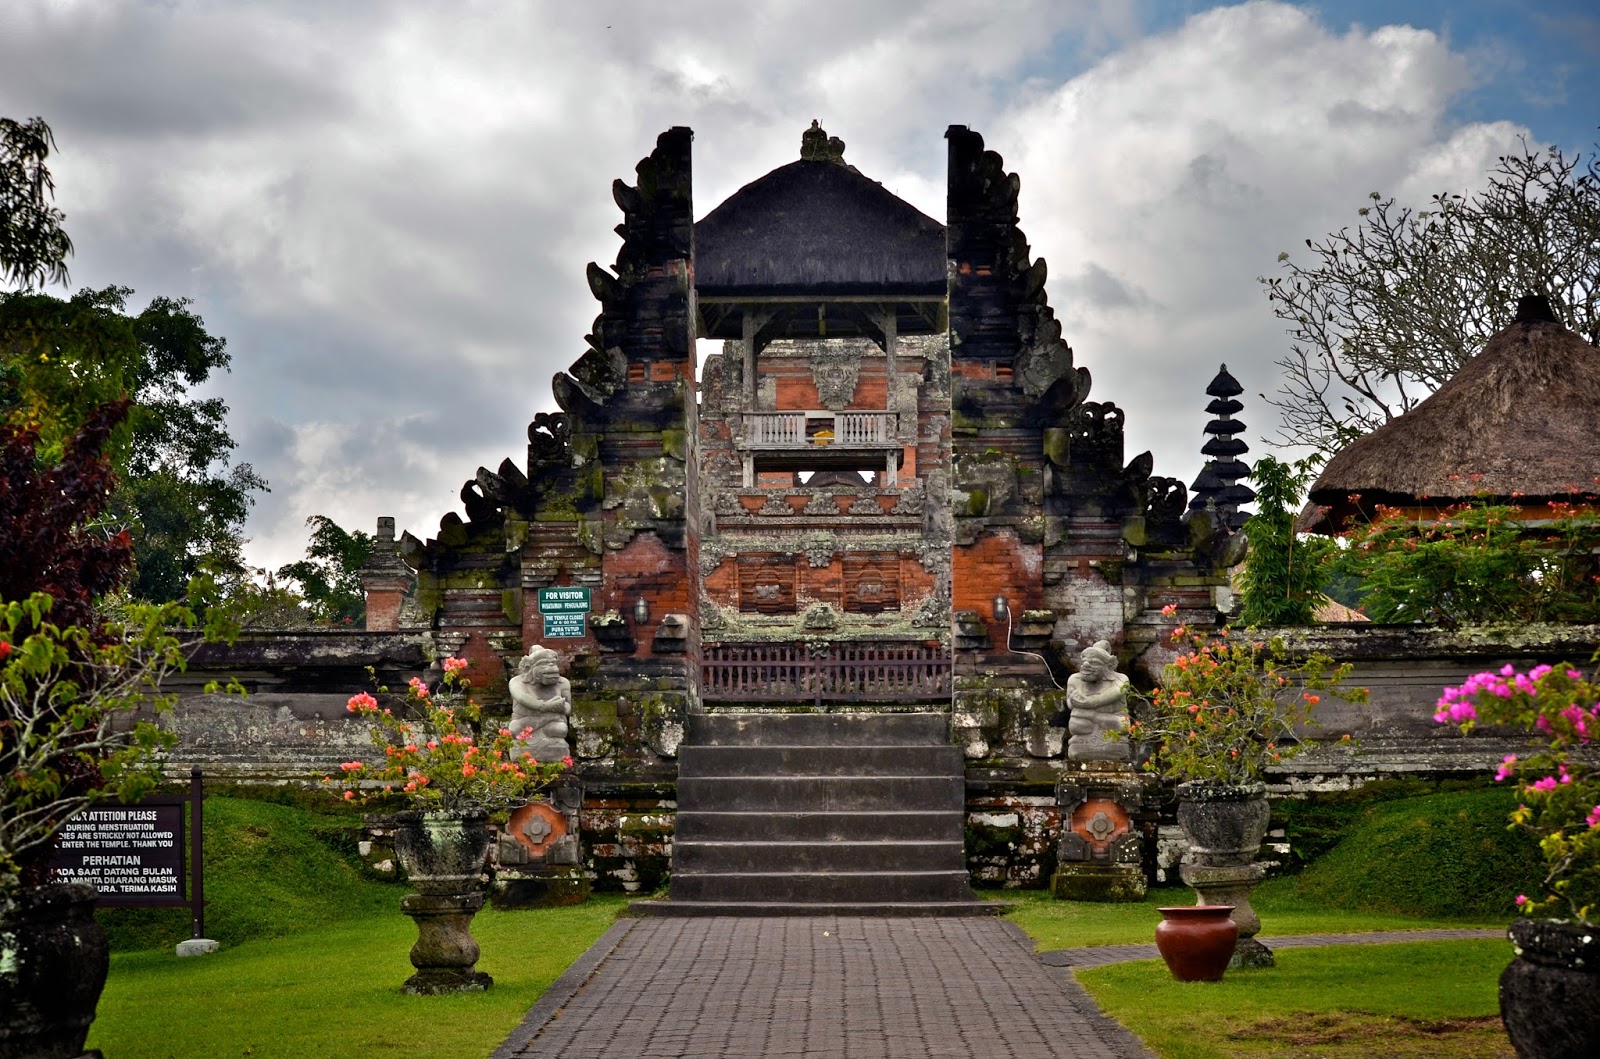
(159, 621, 1600, 891)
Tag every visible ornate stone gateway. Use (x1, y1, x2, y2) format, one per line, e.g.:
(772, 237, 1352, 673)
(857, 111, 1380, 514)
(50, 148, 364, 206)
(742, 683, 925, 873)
(378, 121, 1243, 900)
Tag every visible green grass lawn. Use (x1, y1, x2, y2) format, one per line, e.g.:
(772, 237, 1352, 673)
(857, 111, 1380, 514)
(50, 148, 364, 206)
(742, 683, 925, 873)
(83, 792, 628, 1059)
(1077, 941, 1514, 1059)
(87, 893, 629, 1059)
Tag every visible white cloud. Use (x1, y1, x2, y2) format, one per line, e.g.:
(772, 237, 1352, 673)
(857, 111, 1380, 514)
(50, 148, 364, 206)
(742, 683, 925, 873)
(999, 0, 1528, 482)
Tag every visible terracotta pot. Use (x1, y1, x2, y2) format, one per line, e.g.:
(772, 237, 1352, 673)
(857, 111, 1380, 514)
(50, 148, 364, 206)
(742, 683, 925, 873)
(1500, 918, 1600, 1059)
(1175, 782, 1269, 868)
(1155, 905, 1238, 982)
(0, 883, 110, 1059)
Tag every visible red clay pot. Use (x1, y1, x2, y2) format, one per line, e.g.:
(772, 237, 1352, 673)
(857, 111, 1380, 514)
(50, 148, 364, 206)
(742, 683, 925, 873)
(1155, 905, 1238, 982)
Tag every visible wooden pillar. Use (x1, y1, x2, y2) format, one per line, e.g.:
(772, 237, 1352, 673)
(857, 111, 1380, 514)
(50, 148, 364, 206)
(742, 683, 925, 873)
(742, 310, 757, 406)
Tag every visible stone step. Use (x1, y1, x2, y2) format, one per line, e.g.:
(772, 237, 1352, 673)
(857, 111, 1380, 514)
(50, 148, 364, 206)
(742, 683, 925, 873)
(677, 744, 961, 778)
(668, 870, 977, 904)
(673, 839, 966, 874)
(687, 711, 950, 748)
(674, 810, 964, 843)
(630, 899, 1010, 918)
(676, 775, 963, 813)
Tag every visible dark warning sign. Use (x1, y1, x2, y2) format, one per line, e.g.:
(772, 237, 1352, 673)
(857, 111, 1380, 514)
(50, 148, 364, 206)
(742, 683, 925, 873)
(50, 802, 186, 906)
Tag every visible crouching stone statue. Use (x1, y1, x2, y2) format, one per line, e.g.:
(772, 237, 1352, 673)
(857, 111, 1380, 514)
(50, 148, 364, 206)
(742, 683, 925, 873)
(508, 645, 572, 763)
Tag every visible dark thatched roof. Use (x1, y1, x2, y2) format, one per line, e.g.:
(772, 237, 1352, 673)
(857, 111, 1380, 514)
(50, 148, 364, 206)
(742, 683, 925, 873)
(1307, 297, 1600, 529)
(694, 159, 947, 297)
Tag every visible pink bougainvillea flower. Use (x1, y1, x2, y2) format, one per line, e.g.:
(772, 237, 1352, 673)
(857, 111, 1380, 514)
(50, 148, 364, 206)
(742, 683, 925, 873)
(346, 691, 379, 713)
(343, 791, 355, 801)
(563, 756, 575, 767)
(442, 657, 469, 675)
(1588, 805, 1600, 829)
(339, 760, 364, 772)
(1515, 894, 1529, 906)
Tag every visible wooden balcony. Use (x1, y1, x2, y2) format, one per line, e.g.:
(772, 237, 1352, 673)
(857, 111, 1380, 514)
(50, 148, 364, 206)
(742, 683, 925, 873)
(740, 411, 899, 450)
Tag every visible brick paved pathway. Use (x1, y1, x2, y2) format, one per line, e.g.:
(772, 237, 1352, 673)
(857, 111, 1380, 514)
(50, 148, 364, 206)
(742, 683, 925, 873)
(494, 920, 1506, 1059)
(495, 917, 1154, 1059)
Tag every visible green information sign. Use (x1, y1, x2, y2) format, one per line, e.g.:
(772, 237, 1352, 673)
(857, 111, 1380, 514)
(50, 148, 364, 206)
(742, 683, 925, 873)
(537, 587, 591, 638)
(537, 587, 591, 613)
(542, 613, 587, 638)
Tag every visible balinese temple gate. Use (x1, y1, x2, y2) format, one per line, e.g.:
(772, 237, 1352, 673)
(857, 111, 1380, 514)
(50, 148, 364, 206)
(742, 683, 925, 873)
(383, 123, 1244, 908)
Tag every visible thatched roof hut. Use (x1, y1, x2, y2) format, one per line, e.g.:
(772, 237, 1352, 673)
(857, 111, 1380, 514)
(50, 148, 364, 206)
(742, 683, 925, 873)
(694, 124, 946, 303)
(1304, 295, 1600, 532)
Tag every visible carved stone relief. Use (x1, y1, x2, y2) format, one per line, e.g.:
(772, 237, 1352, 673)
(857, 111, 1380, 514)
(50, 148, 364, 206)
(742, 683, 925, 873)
(810, 347, 861, 411)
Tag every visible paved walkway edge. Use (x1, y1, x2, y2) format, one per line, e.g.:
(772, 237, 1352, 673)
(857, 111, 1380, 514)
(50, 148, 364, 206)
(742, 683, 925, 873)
(490, 919, 638, 1059)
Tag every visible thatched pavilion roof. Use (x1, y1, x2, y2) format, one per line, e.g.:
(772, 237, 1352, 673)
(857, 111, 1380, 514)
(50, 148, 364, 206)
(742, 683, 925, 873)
(694, 128, 946, 299)
(1305, 295, 1600, 531)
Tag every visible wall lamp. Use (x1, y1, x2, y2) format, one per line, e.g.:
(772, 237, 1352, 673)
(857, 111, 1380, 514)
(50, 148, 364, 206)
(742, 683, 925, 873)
(992, 595, 1009, 623)
(633, 596, 651, 625)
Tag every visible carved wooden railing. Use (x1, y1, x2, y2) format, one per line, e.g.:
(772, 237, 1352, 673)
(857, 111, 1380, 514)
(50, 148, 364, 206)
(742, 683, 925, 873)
(701, 642, 952, 704)
(741, 412, 897, 448)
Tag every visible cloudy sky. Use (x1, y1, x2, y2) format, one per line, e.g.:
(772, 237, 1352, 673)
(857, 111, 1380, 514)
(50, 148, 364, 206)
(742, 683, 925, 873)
(2, 0, 1596, 574)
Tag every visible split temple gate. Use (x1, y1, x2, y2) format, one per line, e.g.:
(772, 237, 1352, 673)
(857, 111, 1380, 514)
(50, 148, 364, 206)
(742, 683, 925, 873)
(357, 123, 1246, 900)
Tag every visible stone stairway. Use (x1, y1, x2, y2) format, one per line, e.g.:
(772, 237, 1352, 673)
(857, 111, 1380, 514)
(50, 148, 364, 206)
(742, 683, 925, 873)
(634, 711, 1004, 916)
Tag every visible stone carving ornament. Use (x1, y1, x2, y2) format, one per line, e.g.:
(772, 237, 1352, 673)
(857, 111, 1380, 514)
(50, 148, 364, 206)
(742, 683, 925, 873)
(810, 347, 861, 411)
(1066, 641, 1131, 763)
(508, 646, 573, 763)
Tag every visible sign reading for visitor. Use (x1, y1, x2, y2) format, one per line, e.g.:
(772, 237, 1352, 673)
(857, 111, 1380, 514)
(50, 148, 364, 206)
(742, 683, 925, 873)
(538, 586, 591, 638)
(49, 802, 187, 906)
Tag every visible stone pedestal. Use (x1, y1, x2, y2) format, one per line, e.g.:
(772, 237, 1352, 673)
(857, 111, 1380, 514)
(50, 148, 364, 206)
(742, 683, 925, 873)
(490, 789, 590, 910)
(1050, 765, 1149, 902)
(1179, 862, 1273, 968)
(399, 891, 493, 995)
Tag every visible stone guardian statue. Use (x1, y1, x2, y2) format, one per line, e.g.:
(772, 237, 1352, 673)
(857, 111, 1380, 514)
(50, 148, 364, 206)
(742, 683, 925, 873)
(507, 645, 573, 762)
(1065, 641, 1131, 763)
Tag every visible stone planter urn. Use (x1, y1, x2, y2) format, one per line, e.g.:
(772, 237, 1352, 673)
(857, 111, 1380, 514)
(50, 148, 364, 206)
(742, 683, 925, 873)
(0, 883, 110, 1059)
(1175, 781, 1274, 968)
(388, 810, 495, 995)
(1500, 918, 1600, 1059)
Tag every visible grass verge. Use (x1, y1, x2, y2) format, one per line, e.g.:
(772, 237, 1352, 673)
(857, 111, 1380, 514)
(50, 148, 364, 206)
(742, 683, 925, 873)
(1076, 940, 1514, 1059)
(992, 880, 1508, 951)
(86, 896, 629, 1059)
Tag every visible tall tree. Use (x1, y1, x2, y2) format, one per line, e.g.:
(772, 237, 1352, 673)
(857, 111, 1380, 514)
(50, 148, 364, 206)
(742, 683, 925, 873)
(0, 116, 72, 289)
(0, 287, 268, 602)
(1262, 141, 1600, 450)
(275, 515, 374, 623)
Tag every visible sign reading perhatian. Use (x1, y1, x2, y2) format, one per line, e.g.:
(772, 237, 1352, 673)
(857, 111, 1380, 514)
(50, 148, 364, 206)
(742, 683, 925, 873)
(538, 586, 591, 638)
(50, 803, 186, 906)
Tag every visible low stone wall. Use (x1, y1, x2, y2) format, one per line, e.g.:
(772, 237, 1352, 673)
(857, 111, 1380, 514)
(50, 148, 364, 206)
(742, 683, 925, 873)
(160, 622, 1600, 889)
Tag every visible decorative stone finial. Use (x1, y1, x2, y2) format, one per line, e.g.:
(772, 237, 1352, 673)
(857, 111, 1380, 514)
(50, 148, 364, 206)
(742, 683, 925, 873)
(800, 119, 846, 164)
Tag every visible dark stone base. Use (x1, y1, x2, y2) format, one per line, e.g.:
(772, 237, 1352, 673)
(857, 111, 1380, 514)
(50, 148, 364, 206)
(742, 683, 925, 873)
(1051, 864, 1147, 902)
(1229, 935, 1275, 969)
(491, 869, 591, 910)
(402, 969, 493, 996)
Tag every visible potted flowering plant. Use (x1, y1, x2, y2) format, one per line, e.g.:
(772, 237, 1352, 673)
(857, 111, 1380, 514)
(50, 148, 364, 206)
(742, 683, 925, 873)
(1436, 661, 1600, 1058)
(331, 657, 569, 995)
(1131, 605, 1366, 969)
